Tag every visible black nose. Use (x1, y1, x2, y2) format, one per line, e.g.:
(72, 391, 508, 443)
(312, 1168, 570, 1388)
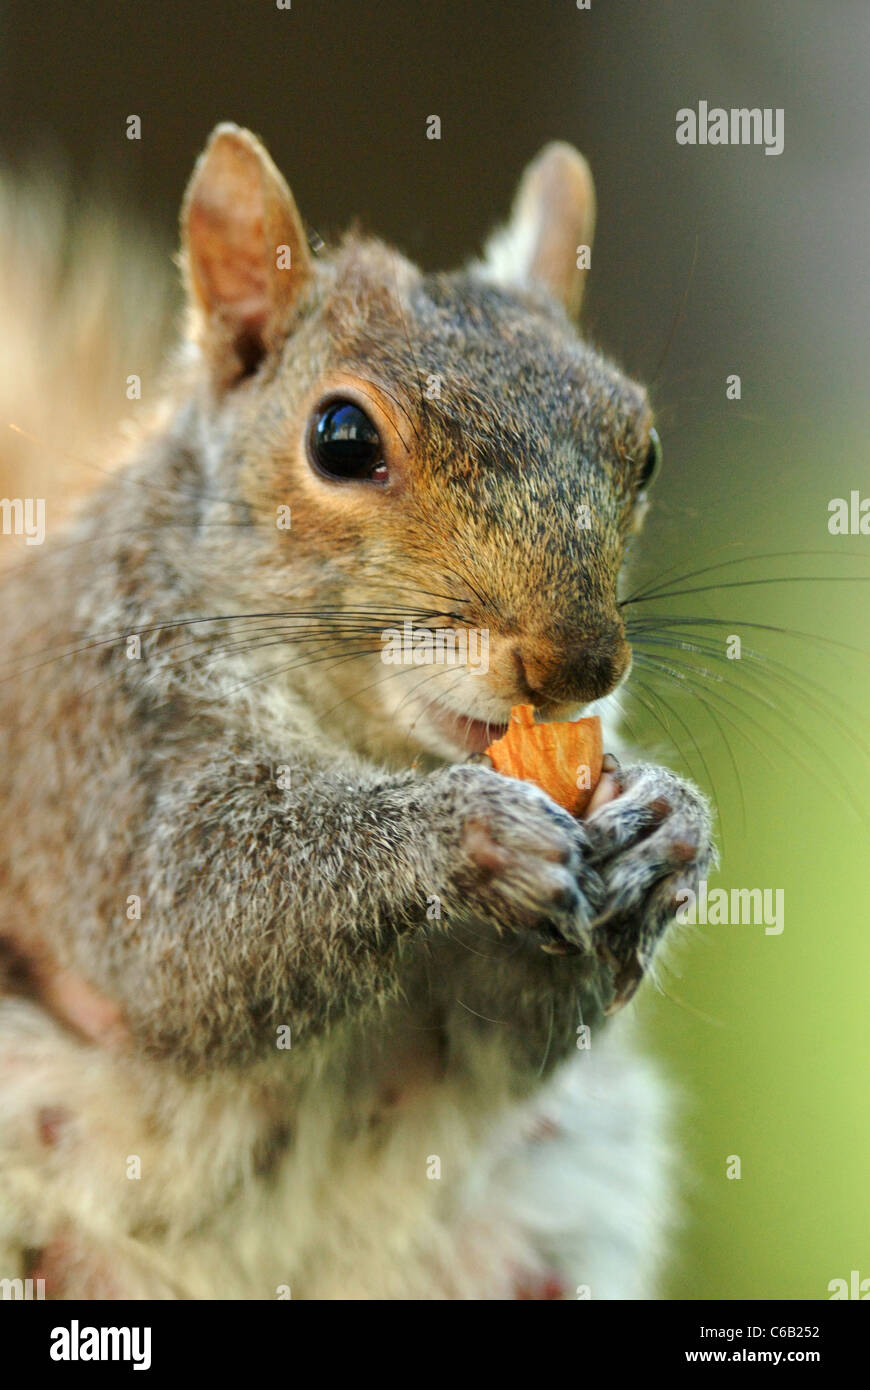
(515, 628, 630, 706)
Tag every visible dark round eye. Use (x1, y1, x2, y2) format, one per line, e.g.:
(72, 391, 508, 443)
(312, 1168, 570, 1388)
(309, 400, 388, 483)
(640, 427, 662, 487)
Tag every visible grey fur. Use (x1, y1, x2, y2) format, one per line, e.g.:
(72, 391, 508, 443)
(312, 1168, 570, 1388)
(0, 129, 714, 1298)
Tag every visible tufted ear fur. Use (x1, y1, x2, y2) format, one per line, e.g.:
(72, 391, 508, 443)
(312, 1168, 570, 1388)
(483, 142, 596, 321)
(181, 123, 313, 386)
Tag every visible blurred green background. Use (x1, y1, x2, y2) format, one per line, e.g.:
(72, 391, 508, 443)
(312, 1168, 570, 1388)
(633, 408, 870, 1300)
(1, 0, 867, 1299)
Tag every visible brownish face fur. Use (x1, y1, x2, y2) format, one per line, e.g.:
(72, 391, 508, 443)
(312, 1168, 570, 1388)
(202, 234, 653, 756)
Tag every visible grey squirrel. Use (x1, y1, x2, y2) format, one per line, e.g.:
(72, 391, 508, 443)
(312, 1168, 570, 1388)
(0, 125, 714, 1298)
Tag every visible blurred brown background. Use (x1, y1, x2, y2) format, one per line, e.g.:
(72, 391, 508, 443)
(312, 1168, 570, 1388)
(2, 0, 868, 1300)
(2, 1, 868, 417)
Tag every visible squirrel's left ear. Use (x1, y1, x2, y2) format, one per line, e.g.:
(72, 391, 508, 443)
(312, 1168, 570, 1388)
(482, 142, 595, 321)
(181, 123, 313, 386)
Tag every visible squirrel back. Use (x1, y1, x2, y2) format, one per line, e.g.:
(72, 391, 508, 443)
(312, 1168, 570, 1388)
(0, 168, 176, 544)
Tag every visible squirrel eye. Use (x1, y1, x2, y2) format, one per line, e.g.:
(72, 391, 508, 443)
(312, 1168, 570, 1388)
(640, 428, 662, 487)
(309, 400, 388, 483)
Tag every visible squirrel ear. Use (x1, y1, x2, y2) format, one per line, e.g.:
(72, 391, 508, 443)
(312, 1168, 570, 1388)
(181, 123, 312, 384)
(483, 142, 595, 320)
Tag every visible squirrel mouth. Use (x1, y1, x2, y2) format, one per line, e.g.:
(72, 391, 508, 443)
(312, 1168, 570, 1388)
(426, 707, 509, 755)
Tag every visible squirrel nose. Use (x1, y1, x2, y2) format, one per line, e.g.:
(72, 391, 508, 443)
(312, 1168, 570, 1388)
(514, 629, 630, 706)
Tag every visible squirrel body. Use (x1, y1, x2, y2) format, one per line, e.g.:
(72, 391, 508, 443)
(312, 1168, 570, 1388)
(0, 126, 713, 1298)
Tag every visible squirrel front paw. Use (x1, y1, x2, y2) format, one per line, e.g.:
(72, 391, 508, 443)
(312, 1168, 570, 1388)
(582, 763, 716, 1008)
(433, 765, 604, 949)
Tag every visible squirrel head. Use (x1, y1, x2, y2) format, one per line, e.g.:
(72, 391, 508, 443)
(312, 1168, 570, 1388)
(178, 124, 660, 759)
